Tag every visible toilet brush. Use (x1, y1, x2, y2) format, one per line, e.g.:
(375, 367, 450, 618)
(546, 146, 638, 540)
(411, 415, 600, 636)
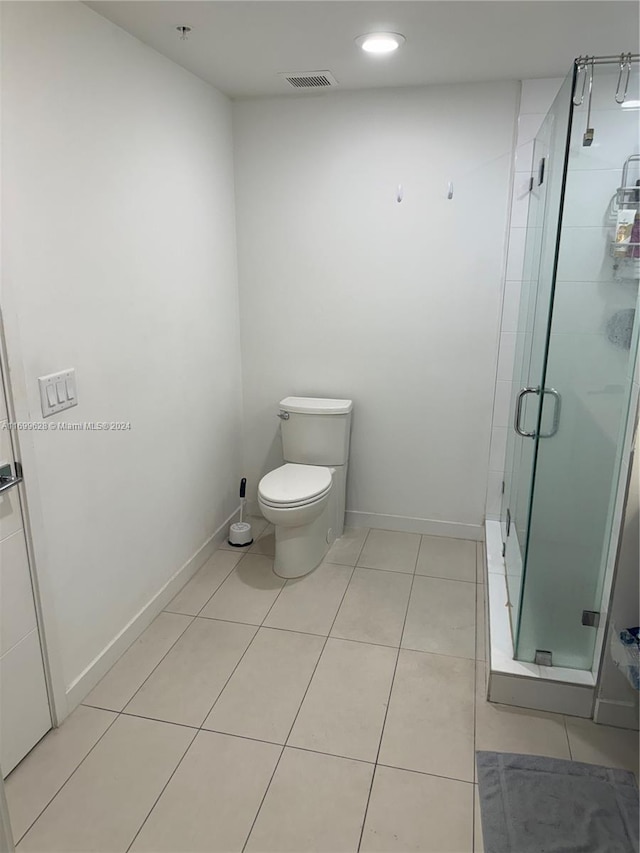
(228, 478, 253, 547)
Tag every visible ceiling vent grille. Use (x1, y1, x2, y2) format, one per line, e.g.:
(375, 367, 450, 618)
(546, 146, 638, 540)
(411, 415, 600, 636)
(279, 71, 338, 89)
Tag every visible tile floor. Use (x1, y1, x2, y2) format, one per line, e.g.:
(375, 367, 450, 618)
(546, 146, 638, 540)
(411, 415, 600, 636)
(6, 522, 639, 852)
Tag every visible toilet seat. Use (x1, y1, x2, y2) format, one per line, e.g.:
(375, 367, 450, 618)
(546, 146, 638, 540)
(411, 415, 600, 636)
(258, 463, 332, 508)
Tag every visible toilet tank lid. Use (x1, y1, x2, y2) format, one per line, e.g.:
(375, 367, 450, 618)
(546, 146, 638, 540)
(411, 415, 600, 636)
(279, 396, 353, 415)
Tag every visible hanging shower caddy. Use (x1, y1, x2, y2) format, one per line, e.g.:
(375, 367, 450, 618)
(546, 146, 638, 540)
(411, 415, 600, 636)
(610, 154, 640, 281)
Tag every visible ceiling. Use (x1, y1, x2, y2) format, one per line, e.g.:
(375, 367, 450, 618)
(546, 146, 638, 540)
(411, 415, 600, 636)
(86, 1, 640, 99)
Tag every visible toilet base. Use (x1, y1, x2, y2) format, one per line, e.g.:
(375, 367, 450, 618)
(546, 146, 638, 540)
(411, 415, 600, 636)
(273, 504, 335, 579)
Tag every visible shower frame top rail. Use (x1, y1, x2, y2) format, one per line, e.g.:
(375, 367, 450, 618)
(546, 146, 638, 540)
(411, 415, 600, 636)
(574, 54, 639, 66)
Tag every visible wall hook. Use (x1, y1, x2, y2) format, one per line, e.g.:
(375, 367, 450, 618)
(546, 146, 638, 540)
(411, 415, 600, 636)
(396, 184, 404, 203)
(447, 181, 454, 200)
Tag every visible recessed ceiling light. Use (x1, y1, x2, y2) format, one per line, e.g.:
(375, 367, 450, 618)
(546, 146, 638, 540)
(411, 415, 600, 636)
(355, 32, 406, 54)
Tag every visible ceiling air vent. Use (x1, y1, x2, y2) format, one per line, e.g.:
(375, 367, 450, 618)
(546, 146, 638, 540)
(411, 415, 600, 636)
(279, 71, 338, 90)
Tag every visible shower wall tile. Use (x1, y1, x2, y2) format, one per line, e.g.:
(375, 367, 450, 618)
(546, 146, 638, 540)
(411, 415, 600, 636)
(497, 333, 517, 381)
(561, 169, 619, 228)
(551, 280, 637, 335)
(555, 226, 613, 282)
(505, 228, 527, 280)
(488, 427, 508, 473)
(515, 141, 534, 174)
(568, 108, 638, 171)
(510, 177, 532, 228)
(492, 381, 512, 430)
(520, 78, 564, 115)
(517, 113, 546, 147)
(485, 472, 504, 521)
(501, 280, 523, 333)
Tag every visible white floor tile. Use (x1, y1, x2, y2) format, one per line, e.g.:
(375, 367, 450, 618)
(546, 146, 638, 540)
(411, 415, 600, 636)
(263, 561, 352, 636)
(129, 731, 280, 853)
(199, 554, 284, 625)
(6, 706, 115, 843)
(475, 666, 570, 762)
(416, 535, 476, 583)
(248, 526, 275, 557)
(357, 529, 420, 574)
(331, 568, 412, 647)
(124, 618, 256, 727)
(203, 628, 324, 744)
(245, 748, 373, 853)
(402, 576, 476, 659)
(564, 717, 639, 777)
(379, 650, 475, 782)
(325, 527, 369, 566)
(17, 715, 194, 853)
(165, 550, 242, 616)
(84, 612, 192, 712)
(288, 638, 396, 762)
(361, 765, 474, 853)
(474, 785, 484, 852)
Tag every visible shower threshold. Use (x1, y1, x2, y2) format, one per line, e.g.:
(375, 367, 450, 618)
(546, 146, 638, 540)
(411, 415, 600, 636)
(483, 520, 595, 718)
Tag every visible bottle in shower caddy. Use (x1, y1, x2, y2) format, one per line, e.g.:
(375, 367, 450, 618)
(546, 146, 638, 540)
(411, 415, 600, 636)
(630, 180, 640, 260)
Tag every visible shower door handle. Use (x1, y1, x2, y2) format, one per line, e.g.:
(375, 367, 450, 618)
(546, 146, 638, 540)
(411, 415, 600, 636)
(514, 387, 540, 438)
(539, 388, 561, 439)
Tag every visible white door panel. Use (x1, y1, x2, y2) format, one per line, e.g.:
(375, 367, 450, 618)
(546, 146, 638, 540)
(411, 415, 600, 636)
(0, 425, 22, 543)
(0, 531, 37, 656)
(0, 361, 51, 778)
(0, 630, 50, 775)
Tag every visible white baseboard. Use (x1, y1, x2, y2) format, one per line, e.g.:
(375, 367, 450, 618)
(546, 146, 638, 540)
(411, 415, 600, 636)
(593, 698, 639, 730)
(345, 510, 483, 540)
(64, 508, 239, 714)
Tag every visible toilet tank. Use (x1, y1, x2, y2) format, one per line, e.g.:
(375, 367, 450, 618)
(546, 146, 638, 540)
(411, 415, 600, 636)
(279, 397, 352, 466)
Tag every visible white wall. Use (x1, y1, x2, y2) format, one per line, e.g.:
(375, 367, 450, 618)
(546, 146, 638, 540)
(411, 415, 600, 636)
(234, 82, 518, 536)
(1, 1, 242, 705)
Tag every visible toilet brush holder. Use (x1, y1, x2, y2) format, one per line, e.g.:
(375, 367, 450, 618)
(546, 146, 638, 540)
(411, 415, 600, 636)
(228, 478, 253, 547)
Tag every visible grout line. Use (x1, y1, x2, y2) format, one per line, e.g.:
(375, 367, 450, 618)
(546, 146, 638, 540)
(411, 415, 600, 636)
(119, 615, 197, 715)
(116, 710, 201, 732)
(356, 537, 420, 852)
(125, 727, 199, 852)
(13, 710, 122, 845)
(192, 550, 252, 618)
(240, 559, 361, 853)
(376, 762, 475, 785)
(562, 716, 574, 760)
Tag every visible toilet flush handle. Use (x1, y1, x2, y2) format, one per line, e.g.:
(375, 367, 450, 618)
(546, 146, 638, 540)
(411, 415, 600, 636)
(277, 410, 290, 420)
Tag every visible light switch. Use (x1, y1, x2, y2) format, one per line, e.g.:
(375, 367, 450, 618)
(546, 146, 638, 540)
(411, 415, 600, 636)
(38, 369, 77, 417)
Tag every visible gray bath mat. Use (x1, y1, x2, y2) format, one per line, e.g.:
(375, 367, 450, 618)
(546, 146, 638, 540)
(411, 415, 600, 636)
(476, 751, 639, 853)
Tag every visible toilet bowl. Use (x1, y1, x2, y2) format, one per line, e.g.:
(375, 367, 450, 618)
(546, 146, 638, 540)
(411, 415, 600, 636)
(258, 464, 334, 578)
(258, 396, 352, 579)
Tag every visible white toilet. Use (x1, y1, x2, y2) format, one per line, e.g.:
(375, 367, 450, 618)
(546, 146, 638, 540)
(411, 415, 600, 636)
(258, 396, 353, 578)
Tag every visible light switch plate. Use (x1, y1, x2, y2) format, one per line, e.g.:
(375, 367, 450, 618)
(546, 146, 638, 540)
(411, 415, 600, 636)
(38, 369, 77, 417)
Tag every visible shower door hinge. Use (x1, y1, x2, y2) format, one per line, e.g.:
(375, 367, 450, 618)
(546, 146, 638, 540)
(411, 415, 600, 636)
(582, 610, 600, 628)
(538, 157, 546, 186)
(534, 650, 553, 666)
(506, 508, 511, 537)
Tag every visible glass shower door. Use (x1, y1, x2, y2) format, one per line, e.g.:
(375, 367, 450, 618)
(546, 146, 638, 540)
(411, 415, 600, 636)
(502, 72, 574, 634)
(515, 62, 640, 669)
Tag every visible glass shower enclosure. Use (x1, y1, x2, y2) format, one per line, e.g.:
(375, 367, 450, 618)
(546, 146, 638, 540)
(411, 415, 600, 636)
(502, 56, 640, 671)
